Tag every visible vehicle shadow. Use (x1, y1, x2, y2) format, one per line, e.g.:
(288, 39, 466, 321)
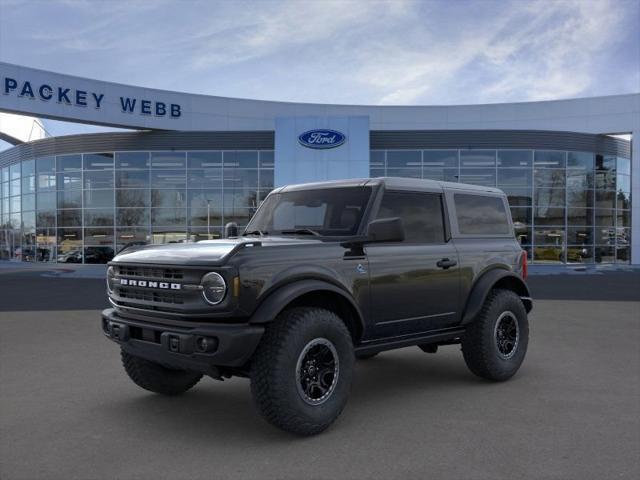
(99, 350, 482, 443)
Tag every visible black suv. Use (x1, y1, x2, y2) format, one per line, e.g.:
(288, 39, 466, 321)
(102, 177, 532, 435)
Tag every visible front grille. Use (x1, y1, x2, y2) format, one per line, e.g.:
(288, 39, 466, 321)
(118, 287, 184, 305)
(115, 265, 184, 280)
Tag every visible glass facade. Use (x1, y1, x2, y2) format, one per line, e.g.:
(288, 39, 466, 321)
(371, 149, 631, 264)
(0, 150, 274, 263)
(0, 146, 631, 265)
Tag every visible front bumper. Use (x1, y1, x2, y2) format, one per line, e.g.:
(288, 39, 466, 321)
(101, 308, 264, 374)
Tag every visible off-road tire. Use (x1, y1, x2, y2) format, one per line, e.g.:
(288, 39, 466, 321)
(250, 307, 354, 436)
(121, 349, 202, 395)
(461, 289, 529, 381)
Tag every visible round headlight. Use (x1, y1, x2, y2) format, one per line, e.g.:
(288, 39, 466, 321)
(201, 272, 227, 305)
(106, 266, 115, 293)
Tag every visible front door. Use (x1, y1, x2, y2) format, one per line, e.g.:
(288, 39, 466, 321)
(365, 190, 460, 338)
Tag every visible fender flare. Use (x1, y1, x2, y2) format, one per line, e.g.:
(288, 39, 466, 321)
(461, 269, 532, 325)
(249, 279, 366, 337)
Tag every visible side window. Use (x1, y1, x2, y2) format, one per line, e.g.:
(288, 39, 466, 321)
(376, 191, 445, 243)
(454, 193, 510, 235)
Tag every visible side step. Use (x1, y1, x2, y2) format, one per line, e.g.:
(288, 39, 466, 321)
(354, 327, 465, 356)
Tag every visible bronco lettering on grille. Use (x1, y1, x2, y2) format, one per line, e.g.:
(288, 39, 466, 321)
(119, 278, 181, 290)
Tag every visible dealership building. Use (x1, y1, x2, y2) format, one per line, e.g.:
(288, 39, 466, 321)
(0, 62, 638, 265)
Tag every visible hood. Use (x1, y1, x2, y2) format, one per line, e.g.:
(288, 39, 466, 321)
(111, 236, 324, 266)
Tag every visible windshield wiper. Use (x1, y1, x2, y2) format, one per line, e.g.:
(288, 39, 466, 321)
(279, 228, 321, 236)
(242, 229, 267, 236)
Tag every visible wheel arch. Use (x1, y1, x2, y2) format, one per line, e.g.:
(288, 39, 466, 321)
(249, 279, 365, 343)
(461, 269, 532, 325)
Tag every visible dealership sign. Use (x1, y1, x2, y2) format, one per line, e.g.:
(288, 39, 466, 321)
(298, 129, 346, 149)
(2, 76, 182, 118)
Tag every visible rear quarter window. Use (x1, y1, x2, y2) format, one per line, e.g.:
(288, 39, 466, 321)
(454, 193, 511, 235)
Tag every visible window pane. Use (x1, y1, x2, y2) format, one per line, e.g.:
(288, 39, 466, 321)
(498, 151, 532, 168)
(83, 153, 114, 170)
(510, 207, 532, 225)
(376, 192, 445, 243)
(534, 169, 565, 187)
(460, 150, 495, 167)
(370, 168, 385, 178)
(386, 168, 421, 179)
(458, 169, 496, 187)
(57, 190, 82, 209)
(115, 152, 149, 169)
(57, 209, 82, 227)
(595, 210, 615, 227)
(57, 229, 83, 262)
(498, 169, 531, 187)
(37, 173, 56, 191)
(595, 246, 615, 263)
(188, 190, 223, 209)
(423, 168, 458, 182)
(116, 189, 149, 208)
(596, 155, 616, 171)
(595, 169, 615, 190)
(370, 150, 385, 168)
(616, 157, 630, 176)
(22, 159, 35, 177)
(567, 227, 593, 245)
(514, 224, 532, 246)
(116, 228, 149, 249)
(22, 193, 35, 211)
(259, 151, 274, 168)
(10, 178, 20, 196)
(84, 246, 114, 264)
(84, 190, 114, 209)
(454, 194, 510, 235)
(423, 150, 458, 168)
(566, 188, 593, 208)
(84, 227, 114, 245)
(595, 227, 616, 245)
(189, 207, 222, 227)
(566, 246, 593, 263)
(534, 187, 565, 208)
(21, 176, 36, 193)
(151, 170, 186, 188)
(188, 228, 222, 242)
(534, 207, 564, 225)
(259, 170, 274, 189)
(223, 168, 258, 188)
(386, 151, 421, 168)
(57, 171, 82, 190)
(36, 210, 56, 228)
(37, 192, 56, 211)
(84, 209, 114, 226)
(117, 208, 149, 226)
(616, 191, 630, 210)
(617, 174, 630, 194)
(595, 191, 616, 209)
(36, 157, 55, 174)
(534, 151, 565, 168)
(187, 169, 222, 188)
(57, 154, 82, 171)
(150, 152, 186, 169)
(617, 210, 631, 227)
(224, 151, 258, 168)
(187, 151, 222, 169)
(116, 170, 149, 188)
(567, 151, 594, 169)
(533, 246, 564, 263)
(566, 169, 593, 189)
(151, 189, 186, 208)
(567, 208, 593, 226)
(151, 208, 187, 227)
(534, 228, 565, 246)
(84, 170, 114, 189)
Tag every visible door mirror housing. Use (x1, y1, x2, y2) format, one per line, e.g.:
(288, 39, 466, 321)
(365, 217, 405, 243)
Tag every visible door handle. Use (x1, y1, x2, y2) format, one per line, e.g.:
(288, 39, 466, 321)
(437, 258, 457, 269)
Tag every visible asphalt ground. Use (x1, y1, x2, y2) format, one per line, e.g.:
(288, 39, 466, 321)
(0, 269, 639, 479)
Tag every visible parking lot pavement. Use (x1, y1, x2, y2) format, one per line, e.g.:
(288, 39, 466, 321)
(0, 271, 639, 480)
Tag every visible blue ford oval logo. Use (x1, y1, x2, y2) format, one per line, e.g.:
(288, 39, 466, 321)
(298, 129, 346, 149)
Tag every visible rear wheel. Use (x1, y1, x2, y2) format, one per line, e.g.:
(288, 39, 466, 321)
(461, 289, 529, 381)
(250, 307, 354, 435)
(121, 349, 202, 395)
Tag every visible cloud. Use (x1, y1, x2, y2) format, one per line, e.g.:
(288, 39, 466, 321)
(0, 0, 637, 106)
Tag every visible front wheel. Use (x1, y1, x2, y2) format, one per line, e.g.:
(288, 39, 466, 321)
(461, 289, 529, 381)
(250, 307, 354, 435)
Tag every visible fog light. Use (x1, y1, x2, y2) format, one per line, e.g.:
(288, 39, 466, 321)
(195, 336, 218, 353)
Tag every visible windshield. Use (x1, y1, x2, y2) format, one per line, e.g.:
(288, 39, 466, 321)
(245, 187, 372, 237)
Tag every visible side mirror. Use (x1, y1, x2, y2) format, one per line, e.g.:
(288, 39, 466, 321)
(224, 222, 239, 238)
(366, 217, 405, 243)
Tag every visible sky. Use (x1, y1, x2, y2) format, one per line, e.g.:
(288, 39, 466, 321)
(0, 0, 638, 143)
